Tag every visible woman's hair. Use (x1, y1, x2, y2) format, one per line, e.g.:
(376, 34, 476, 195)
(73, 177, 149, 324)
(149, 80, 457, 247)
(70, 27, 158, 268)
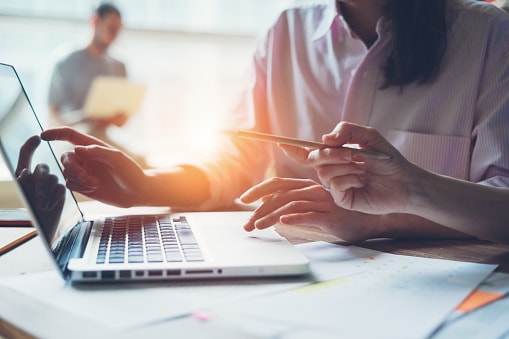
(382, 0, 448, 88)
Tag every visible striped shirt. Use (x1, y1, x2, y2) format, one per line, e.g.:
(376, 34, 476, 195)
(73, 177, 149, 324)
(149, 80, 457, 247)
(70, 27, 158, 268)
(195, 0, 509, 208)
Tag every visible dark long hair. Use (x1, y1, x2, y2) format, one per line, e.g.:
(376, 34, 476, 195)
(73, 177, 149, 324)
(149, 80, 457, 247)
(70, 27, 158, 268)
(382, 0, 448, 88)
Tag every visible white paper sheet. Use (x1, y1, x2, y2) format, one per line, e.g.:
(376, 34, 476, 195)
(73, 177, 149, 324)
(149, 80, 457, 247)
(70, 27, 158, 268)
(0, 270, 308, 332)
(431, 272, 509, 338)
(0, 241, 498, 339)
(431, 295, 509, 339)
(197, 242, 497, 339)
(0, 242, 380, 333)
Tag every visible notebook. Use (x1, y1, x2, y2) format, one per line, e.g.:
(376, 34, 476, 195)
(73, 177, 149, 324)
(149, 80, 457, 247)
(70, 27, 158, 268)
(0, 63, 309, 283)
(83, 76, 145, 118)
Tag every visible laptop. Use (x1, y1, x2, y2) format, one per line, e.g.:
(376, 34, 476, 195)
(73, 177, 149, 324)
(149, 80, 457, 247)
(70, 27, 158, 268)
(83, 76, 145, 119)
(0, 63, 309, 283)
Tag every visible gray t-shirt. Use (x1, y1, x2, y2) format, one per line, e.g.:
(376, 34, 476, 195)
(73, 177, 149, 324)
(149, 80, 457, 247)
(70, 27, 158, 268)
(48, 49, 126, 119)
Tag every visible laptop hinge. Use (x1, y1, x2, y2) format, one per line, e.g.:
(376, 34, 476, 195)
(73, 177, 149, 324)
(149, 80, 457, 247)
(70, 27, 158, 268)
(54, 220, 93, 279)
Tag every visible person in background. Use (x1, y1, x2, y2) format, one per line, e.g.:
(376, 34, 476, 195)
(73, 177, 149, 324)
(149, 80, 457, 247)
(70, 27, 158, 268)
(47, 3, 133, 155)
(42, 0, 509, 244)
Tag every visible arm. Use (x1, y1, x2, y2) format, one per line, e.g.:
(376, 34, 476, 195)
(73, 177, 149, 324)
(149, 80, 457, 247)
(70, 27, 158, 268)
(143, 165, 211, 208)
(401, 164, 509, 241)
(41, 127, 211, 208)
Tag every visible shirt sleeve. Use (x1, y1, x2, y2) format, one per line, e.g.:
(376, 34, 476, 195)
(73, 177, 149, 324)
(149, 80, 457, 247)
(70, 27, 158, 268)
(471, 18, 509, 188)
(183, 33, 275, 209)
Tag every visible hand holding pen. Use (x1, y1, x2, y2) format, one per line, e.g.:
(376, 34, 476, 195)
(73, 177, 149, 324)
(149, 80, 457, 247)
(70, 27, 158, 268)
(237, 122, 412, 216)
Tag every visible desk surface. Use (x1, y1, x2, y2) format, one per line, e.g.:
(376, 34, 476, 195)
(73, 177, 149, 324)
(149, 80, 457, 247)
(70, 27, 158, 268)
(275, 224, 509, 273)
(2, 220, 509, 338)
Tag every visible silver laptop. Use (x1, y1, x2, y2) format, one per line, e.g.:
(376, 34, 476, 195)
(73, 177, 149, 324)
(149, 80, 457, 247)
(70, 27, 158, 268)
(0, 63, 309, 283)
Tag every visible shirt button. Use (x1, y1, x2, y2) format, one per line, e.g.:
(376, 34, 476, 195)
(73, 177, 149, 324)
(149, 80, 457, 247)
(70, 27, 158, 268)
(350, 68, 357, 76)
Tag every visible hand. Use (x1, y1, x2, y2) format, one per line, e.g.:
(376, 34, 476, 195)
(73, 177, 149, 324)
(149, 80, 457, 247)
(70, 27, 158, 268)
(280, 122, 412, 215)
(240, 177, 383, 242)
(107, 112, 128, 127)
(92, 113, 128, 127)
(41, 127, 147, 208)
(16, 135, 65, 240)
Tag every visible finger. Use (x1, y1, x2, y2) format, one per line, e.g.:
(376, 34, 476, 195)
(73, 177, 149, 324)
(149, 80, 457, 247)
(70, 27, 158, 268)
(307, 148, 360, 167)
(316, 163, 366, 188)
(328, 175, 365, 208)
(74, 144, 122, 163)
(60, 151, 96, 183)
(74, 145, 144, 190)
(329, 175, 365, 192)
(281, 209, 373, 243)
(252, 201, 314, 230)
(278, 144, 310, 164)
(280, 211, 330, 228)
(17, 168, 33, 188)
(33, 163, 51, 210)
(41, 127, 109, 147)
(240, 177, 317, 204)
(245, 185, 330, 230)
(74, 145, 131, 170)
(49, 182, 66, 211)
(15, 135, 41, 177)
(68, 145, 143, 197)
(323, 122, 388, 154)
(66, 180, 98, 194)
(111, 113, 128, 126)
(323, 121, 369, 146)
(44, 172, 64, 210)
(245, 201, 319, 231)
(251, 199, 332, 230)
(60, 151, 100, 190)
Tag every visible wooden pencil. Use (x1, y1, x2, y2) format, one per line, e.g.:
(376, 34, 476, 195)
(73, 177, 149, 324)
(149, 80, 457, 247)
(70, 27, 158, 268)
(0, 229, 38, 256)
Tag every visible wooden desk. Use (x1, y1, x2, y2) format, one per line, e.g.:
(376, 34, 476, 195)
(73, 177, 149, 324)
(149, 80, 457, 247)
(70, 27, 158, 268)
(276, 224, 509, 273)
(2, 223, 509, 338)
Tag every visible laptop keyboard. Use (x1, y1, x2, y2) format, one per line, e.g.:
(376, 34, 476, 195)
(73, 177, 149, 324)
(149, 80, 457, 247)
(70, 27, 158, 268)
(96, 215, 205, 264)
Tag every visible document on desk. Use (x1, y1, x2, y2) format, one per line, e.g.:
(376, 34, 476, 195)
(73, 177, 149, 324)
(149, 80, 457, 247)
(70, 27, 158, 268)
(0, 241, 390, 338)
(196, 242, 498, 339)
(430, 271, 509, 338)
(0, 241, 498, 339)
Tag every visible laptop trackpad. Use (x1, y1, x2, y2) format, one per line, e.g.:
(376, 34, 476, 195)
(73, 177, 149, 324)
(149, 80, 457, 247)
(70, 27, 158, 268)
(196, 223, 296, 264)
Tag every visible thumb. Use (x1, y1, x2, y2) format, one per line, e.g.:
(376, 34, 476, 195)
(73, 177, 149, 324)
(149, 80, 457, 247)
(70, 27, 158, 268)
(323, 122, 376, 148)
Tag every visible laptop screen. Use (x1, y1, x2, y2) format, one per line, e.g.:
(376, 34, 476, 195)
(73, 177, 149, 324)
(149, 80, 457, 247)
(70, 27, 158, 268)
(0, 63, 83, 258)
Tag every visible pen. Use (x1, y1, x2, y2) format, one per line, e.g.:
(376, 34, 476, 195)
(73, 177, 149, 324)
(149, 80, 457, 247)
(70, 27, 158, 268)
(236, 130, 392, 160)
(0, 229, 38, 256)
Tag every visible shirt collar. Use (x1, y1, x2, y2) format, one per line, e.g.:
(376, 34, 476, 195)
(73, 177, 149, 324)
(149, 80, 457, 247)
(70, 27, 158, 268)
(312, 0, 340, 41)
(312, 1, 391, 42)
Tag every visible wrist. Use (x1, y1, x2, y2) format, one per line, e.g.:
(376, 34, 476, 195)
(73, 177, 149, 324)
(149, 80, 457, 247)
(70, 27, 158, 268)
(404, 163, 438, 217)
(140, 166, 211, 207)
(140, 170, 166, 206)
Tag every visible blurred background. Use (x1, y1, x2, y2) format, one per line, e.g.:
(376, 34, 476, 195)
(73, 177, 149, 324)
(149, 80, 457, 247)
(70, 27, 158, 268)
(0, 0, 320, 206)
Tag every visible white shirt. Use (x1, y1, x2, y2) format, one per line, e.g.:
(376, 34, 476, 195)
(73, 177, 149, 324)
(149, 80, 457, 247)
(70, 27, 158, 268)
(194, 0, 509, 208)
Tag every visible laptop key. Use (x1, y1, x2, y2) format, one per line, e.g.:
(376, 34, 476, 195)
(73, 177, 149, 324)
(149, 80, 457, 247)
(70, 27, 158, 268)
(109, 255, 125, 264)
(177, 229, 198, 245)
(147, 253, 163, 263)
(165, 252, 183, 262)
(128, 255, 144, 263)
